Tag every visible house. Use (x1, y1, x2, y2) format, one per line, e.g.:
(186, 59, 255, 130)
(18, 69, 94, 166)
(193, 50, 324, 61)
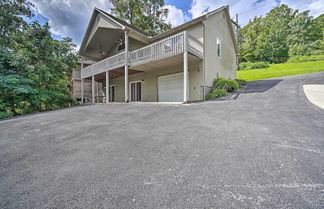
(76, 5, 238, 103)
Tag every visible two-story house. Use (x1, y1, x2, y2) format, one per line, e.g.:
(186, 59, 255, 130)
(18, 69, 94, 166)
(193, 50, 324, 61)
(76, 5, 238, 103)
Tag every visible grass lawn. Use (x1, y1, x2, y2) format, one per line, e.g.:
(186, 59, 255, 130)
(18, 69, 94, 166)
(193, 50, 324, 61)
(237, 60, 324, 81)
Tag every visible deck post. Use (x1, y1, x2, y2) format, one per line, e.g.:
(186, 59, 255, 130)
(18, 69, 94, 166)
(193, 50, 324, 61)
(105, 70, 109, 104)
(92, 75, 95, 104)
(80, 57, 84, 103)
(183, 31, 189, 103)
(124, 29, 129, 103)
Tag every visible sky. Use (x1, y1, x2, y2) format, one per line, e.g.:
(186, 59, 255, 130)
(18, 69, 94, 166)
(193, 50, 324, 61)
(28, 0, 324, 47)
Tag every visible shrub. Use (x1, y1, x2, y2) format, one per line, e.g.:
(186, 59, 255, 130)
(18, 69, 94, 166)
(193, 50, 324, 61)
(213, 78, 239, 92)
(235, 79, 247, 88)
(206, 89, 228, 100)
(239, 62, 270, 70)
(0, 111, 14, 120)
(287, 54, 324, 63)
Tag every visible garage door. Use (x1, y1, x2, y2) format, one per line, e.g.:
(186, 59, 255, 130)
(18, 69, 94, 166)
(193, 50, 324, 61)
(158, 73, 183, 102)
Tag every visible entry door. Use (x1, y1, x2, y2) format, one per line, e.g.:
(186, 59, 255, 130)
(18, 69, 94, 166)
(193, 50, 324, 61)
(158, 73, 183, 102)
(130, 81, 142, 102)
(108, 85, 115, 102)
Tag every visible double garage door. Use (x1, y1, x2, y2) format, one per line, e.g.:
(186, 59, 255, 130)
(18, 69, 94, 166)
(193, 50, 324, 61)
(158, 72, 184, 102)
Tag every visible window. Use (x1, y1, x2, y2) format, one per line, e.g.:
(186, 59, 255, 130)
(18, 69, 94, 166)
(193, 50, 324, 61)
(216, 38, 221, 58)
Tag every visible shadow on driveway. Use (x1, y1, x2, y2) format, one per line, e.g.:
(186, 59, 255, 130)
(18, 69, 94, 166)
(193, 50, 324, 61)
(242, 79, 282, 94)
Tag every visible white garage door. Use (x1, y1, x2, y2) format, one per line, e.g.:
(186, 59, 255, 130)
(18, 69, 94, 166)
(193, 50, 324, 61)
(158, 73, 183, 102)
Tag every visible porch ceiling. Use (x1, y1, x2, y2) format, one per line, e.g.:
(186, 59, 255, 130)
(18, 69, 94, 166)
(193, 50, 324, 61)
(130, 53, 202, 72)
(92, 67, 143, 82)
(83, 27, 123, 60)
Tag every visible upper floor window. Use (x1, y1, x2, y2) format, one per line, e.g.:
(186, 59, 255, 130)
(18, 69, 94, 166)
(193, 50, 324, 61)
(216, 38, 221, 58)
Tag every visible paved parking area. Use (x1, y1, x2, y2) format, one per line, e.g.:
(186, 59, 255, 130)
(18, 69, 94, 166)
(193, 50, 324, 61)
(0, 72, 323, 209)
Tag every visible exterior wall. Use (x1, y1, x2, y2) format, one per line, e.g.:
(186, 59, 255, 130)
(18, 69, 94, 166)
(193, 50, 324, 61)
(72, 64, 96, 100)
(109, 60, 202, 102)
(72, 79, 92, 99)
(203, 11, 237, 92)
(187, 23, 203, 43)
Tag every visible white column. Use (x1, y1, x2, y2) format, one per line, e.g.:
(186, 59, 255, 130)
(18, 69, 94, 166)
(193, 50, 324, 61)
(81, 79, 84, 103)
(183, 31, 189, 103)
(124, 30, 129, 103)
(92, 75, 95, 104)
(80, 57, 84, 103)
(105, 70, 109, 104)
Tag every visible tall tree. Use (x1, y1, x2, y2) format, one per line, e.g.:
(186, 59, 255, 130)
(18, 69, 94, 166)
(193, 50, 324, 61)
(239, 4, 322, 63)
(0, 0, 34, 45)
(110, 0, 171, 36)
(0, 0, 77, 119)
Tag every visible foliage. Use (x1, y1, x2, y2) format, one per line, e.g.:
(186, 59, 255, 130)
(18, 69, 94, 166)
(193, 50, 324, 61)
(0, 0, 34, 45)
(237, 60, 324, 81)
(110, 0, 172, 36)
(212, 78, 239, 92)
(206, 89, 228, 100)
(206, 78, 239, 100)
(235, 79, 247, 88)
(0, 0, 77, 119)
(239, 4, 323, 63)
(239, 62, 269, 70)
(287, 55, 324, 63)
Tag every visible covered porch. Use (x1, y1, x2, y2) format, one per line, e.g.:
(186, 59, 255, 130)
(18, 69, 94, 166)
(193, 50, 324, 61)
(83, 52, 202, 103)
(80, 31, 204, 103)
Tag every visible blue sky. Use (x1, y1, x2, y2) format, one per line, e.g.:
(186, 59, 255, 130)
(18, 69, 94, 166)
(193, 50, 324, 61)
(28, 0, 324, 46)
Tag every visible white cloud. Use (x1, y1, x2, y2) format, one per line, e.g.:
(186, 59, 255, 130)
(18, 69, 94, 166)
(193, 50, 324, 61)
(307, 0, 324, 17)
(164, 5, 190, 27)
(29, 0, 323, 46)
(281, 0, 324, 17)
(189, 0, 279, 25)
(188, 0, 324, 26)
(30, 0, 112, 45)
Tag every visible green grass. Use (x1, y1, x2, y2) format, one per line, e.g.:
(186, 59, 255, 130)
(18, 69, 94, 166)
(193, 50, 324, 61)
(237, 60, 324, 81)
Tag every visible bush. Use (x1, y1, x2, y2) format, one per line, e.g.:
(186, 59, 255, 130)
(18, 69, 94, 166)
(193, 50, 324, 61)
(206, 89, 228, 100)
(287, 54, 324, 63)
(235, 79, 247, 88)
(239, 62, 270, 70)
(213, 78, 239, 92)
(0, 111, 14, 119)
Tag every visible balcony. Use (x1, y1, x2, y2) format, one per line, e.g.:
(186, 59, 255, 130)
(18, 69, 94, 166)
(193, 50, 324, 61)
(81, 31, 203, 79)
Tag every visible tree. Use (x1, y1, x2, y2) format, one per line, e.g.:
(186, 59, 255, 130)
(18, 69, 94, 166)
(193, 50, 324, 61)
(0, 0, 34, 45)
(13, 22, 77, 111)
(239, 4, 323, 63)
(287, 11, 322, 56)
(110, 0, 171, 36)
(0, 0, 78, 119)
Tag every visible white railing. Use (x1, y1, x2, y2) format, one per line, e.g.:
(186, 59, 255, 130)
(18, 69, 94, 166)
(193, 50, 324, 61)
(81, 31, 204, 79)
(81, 52, 125, 79)
(130, 32, 185, 66)
(187, 35, 203, 58)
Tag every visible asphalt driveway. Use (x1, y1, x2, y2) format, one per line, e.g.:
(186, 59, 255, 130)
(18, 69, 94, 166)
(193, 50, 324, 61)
(1, 72, 323, 209)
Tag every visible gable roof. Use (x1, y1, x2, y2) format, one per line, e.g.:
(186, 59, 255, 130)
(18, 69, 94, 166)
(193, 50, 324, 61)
(96, 8, 151, 37)
(79, 6, 238, 55)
